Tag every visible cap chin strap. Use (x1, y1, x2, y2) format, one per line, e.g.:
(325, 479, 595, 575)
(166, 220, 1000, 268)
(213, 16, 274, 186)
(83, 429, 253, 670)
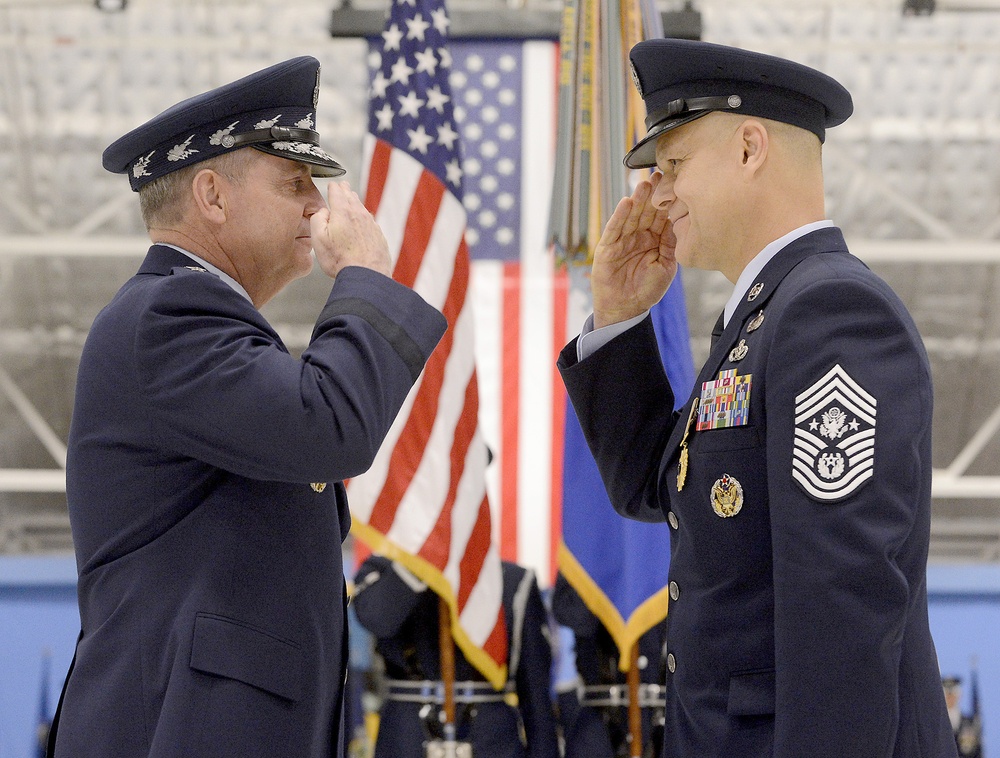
(645, 94, 742, 130)
(221, 125, 320, 149)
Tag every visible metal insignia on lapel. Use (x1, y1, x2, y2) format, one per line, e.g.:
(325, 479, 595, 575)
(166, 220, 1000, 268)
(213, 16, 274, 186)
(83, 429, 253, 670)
(183, 266, 208, 272)
(747, 310, 765, 332)
(791, 364, 877, 502)
(711, 474, 743, 517)
(728, 339, 748, 363)
(747, 282, 764, 302)
(311, 482, 327, 493)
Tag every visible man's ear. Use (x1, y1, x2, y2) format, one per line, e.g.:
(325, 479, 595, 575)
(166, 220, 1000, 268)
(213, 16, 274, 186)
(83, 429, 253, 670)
(739, 119, 769, 173)
(190, 168, 228, 225)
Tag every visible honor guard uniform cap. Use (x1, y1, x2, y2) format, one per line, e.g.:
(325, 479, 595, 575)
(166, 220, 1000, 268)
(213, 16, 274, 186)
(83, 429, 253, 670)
(103, 56, 346, 191)
(625, 38, 854, 169)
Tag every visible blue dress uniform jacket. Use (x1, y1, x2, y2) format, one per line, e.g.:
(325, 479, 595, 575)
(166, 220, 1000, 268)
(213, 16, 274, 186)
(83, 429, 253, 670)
(353, 555, 559, 758)
(558, 228, 957, 758)
(54, 245, 447, 758)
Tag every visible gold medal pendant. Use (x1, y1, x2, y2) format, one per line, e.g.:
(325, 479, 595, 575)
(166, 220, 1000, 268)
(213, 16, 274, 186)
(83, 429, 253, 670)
(676, 399, 699, 491)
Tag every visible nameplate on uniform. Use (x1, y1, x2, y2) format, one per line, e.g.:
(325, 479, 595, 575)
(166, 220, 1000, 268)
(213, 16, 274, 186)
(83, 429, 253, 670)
(697, 369, 752, 431)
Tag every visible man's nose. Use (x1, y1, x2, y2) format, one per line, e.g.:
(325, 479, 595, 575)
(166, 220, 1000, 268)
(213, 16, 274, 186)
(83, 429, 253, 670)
(304, 182, 326, 216)
(651, 177, 674, 209)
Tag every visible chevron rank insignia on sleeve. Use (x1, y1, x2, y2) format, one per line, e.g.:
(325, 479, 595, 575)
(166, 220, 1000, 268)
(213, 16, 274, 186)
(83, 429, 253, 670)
(791, 364, 877, 502)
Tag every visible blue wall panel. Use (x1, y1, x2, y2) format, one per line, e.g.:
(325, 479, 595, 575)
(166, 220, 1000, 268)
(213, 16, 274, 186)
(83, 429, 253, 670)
(1, 558, 997, 757)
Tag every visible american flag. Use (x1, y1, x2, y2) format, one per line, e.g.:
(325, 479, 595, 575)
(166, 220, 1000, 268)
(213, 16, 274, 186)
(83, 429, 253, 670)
(347, 0, 509, 686)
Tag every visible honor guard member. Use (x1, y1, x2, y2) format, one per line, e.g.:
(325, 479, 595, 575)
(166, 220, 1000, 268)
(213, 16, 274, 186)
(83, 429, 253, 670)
(943, 676, 984, 758)
(352, 555, 560, 758)
(49, 57, 447, 758)
(557, 39, 957, 757)
(552, 573, 665, 758)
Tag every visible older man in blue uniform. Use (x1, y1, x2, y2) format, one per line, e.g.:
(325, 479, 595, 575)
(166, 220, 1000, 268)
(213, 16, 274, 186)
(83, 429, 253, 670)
(557, 39, 957, 757)
(352, 555, 560, 758)
(49, 57, 447, 758)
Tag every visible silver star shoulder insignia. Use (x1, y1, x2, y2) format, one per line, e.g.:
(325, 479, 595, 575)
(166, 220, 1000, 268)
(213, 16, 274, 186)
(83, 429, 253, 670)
(792, 364, 876, 502)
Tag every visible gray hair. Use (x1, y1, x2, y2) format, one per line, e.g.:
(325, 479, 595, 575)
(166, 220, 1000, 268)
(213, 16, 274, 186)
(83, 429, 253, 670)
(138, 149, 253, 231)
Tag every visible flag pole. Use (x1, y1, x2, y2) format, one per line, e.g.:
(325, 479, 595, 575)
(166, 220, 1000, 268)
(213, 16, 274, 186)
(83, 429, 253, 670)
(438, 595, 458, 740)
(626, 642, 642, 757)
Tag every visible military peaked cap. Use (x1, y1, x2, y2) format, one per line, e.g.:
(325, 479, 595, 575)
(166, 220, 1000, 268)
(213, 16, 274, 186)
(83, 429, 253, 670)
(103, 56, 346, 191)
(625, 38, 854, 169)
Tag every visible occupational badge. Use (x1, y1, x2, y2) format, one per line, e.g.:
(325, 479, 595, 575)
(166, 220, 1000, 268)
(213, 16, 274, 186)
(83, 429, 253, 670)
(710, 474, 743, 517)
(791, 364, 877, 502)
(747, 310, 765, 332)
(311, 482, 327, 493)
(697, 369, 751, 431)
(747, 282, 764, 301)
(728, 339, 749, 363)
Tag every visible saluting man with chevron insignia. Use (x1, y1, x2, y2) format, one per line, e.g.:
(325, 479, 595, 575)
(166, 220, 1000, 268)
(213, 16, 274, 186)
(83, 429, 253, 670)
(792, 364, 877, 501)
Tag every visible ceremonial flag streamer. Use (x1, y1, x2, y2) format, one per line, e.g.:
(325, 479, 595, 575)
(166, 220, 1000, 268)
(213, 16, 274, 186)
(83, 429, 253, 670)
(348, 0, 508, 687)
(549, 0, 695, 668)
(547, 0, 662, 263)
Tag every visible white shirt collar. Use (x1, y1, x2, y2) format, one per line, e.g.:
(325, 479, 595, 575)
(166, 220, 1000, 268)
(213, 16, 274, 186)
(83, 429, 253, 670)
(723, 220, 834, 327)
(158, 243, 253, 304)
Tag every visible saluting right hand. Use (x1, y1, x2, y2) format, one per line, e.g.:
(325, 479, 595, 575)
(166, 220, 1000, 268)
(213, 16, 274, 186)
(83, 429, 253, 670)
(590, 173, 677, 329)
(311, 181, 393, 279)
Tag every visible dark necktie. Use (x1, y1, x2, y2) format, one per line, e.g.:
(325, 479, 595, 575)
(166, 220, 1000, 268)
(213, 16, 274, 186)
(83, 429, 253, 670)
(710, 312, 725, 350)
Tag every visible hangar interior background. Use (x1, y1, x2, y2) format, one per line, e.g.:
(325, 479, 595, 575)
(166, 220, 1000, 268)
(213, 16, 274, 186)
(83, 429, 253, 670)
(1, 0, 999, 561)
(1, 0, 1000, 755)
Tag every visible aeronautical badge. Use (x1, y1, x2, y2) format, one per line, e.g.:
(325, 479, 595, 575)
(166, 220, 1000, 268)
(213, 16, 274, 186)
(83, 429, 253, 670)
(747, 310, 765, 332)
(710, 474, 743, 517)
(792, 364, 877, 502)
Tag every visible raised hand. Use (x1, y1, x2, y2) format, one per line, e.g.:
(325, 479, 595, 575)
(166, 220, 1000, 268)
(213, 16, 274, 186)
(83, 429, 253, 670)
(311, 181, 393, 279)
(590, 173, 677, 328)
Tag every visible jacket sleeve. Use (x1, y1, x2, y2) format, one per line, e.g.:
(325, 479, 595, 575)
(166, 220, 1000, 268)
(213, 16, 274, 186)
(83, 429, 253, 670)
(764, 272, 932, 756)
(134, 266, 447, 483)
(557, 315, 678, 523)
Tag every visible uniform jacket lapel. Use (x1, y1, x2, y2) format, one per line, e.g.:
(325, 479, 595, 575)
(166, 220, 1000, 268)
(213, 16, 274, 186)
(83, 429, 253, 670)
(137, 244, 204, 275)
(661, 227, 851, 460)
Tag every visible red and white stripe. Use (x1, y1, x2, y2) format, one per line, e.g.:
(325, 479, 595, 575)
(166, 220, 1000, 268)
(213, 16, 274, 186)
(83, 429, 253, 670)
(470, 41, 570, 589)
(350, 139, 507, 674)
